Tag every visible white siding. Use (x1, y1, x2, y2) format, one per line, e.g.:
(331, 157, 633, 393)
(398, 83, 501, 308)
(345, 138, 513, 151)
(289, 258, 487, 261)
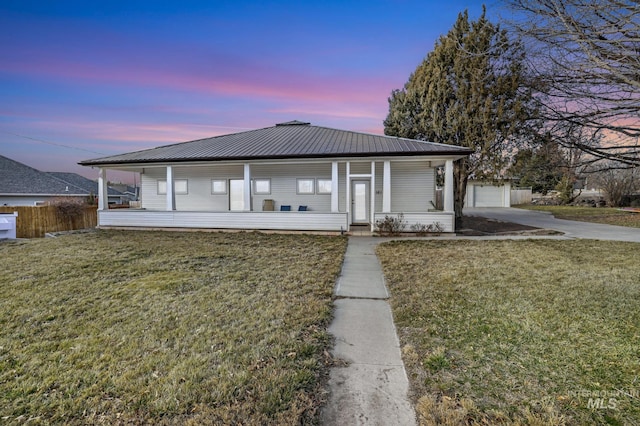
(250, 163, 332, 212)
(99, 210, 348, 232)
(139, 160, 436, 215)
(390, 162, 435, 212)
(141, 165, 243, 211)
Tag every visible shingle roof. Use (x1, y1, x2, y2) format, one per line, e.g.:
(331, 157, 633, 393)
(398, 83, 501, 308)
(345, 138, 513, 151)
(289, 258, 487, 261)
(47, 172, 123, 196)
(79, 121, 473, 166)
(0, 155, 87, 195)
(0, 155, 124, 196)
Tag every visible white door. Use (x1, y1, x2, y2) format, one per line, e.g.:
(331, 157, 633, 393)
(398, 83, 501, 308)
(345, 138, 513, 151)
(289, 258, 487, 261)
(229, 179, 244, 211)
(352, 180, 370, 223)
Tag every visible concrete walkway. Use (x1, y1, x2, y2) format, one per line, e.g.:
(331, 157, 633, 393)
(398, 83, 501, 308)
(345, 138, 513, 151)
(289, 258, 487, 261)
(465, 207, 640, 242)
(321, 237, 416, 426)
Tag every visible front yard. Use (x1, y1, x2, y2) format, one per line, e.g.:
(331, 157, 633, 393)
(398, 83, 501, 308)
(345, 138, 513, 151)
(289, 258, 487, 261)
(0, 230, 346, 424)
(378, 240, 640, 425)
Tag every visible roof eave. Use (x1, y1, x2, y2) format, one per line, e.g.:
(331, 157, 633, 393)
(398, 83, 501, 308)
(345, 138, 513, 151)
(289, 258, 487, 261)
(79, 149, 473, 167)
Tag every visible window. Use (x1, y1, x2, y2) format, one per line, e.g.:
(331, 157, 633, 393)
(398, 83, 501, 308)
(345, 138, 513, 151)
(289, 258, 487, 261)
(158, 179, 188, 195)
(297, 178, 315, 194)
(211, 180, 227, 194)
(317, 179, 332, 194)
(253, 179, 271, 195)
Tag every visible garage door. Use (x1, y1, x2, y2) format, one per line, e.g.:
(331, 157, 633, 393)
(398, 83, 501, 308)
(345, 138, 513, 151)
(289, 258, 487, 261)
(474, 185, 504, 207)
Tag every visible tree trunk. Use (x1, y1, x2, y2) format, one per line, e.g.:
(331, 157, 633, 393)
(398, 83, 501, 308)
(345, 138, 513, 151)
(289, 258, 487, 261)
(453, 159, 469, 231)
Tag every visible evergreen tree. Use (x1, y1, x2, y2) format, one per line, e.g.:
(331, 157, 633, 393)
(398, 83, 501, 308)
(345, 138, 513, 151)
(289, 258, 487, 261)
(508, 140, 567, 194)
(384, 8, 532, 223)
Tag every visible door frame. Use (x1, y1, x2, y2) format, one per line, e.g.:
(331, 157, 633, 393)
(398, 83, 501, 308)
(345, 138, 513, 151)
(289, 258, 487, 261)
(351, 179, 370, 224)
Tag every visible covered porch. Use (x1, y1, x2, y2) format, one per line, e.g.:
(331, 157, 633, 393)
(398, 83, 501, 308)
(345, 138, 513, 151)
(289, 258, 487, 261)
(95, 157, 457, 233)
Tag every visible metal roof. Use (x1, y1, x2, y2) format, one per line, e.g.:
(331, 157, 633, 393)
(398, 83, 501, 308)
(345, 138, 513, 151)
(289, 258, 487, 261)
(79, 121, 473, 166)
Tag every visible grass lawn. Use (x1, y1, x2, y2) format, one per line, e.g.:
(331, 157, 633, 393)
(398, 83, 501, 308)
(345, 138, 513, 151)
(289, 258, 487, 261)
(518, 205, 640, 228)
(377, 240, 640, 425)
(0, 230, 346, 425)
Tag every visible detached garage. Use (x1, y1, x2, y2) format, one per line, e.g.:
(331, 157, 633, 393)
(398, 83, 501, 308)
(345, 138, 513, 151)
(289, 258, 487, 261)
(465, 180, 511, 208)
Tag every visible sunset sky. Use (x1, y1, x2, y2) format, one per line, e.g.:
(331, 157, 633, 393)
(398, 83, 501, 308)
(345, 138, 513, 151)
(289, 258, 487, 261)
(1, 0, 497, 182)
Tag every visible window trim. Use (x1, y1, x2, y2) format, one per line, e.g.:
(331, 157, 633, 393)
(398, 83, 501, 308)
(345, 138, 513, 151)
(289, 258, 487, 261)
(253, 178, 271, 195)
(211, 179, 227, 195)
(296, 178, 315, 195)
(158, 179, 188, 195)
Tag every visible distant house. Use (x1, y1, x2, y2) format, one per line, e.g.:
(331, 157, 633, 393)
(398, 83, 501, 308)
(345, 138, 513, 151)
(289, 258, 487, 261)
(0, 155, 125, 206)
(80, 121, 472, 232)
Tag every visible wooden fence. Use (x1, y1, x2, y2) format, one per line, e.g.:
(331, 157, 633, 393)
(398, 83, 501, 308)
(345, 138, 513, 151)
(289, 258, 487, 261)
(510, 187, 533, 205)
(0, 205, 97, 238)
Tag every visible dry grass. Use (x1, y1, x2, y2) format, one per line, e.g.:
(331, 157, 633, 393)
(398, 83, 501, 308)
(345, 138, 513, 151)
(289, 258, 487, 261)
(519, 205, 640, 228)
(0, 230, 346, 425)
(377, 240, 640, 425)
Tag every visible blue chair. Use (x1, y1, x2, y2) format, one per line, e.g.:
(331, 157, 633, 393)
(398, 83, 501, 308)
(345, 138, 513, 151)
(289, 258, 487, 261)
(280, 205, 291, 211)
(298, 205, 308, 211)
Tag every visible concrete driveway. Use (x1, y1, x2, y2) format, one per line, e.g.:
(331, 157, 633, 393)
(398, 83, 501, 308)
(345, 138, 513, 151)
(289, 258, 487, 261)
(464, 207, 640, 242)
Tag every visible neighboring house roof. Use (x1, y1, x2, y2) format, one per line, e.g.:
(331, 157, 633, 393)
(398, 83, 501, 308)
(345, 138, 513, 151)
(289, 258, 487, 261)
(79, 121, 473, 166)
(0, 155, 86, 195)
(0, 155, 124, 197)
(47, 172, 123, 196)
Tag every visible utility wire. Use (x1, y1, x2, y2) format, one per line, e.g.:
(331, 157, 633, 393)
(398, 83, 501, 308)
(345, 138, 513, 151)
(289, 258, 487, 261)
(2, 131, 107, 155)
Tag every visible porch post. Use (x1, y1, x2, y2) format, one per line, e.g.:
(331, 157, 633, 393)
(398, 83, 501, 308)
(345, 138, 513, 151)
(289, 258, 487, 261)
(444, 159, 454, 212)
(345, 162, 351, 221)
(382, 160, 391, 213)
(370, 161, 376, 230)
(331, 161, 339, 213)
(166, 166, 176, 211)
(98, 168, 108, 211)
(243, 163, 251, 211)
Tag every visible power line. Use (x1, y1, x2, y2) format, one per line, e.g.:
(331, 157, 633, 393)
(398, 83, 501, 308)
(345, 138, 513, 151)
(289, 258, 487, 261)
(2, 131, 107, 155)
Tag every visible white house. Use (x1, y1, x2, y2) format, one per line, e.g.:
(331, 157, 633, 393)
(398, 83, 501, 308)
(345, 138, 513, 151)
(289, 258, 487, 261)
(80, 121, 472, 233)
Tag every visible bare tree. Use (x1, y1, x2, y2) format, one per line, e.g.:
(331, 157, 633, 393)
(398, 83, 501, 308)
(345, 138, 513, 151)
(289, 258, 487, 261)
(506, 0, 640, 167)
(590, 164, 639, 206)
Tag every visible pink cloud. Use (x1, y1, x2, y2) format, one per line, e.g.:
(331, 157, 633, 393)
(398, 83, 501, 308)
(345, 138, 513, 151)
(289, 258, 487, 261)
(1, 52, 394, 108)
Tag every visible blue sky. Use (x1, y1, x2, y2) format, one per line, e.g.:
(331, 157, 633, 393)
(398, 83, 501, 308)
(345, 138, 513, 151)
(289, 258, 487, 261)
(1, 0, 498, 182)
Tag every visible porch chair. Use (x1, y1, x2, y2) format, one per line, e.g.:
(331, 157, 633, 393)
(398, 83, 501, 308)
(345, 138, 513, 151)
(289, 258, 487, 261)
(298, 205, 308, 211)
(280, 205, 291, 211)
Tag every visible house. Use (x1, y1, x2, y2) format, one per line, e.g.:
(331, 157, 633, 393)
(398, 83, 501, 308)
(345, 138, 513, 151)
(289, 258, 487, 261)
(0, 155, 124, 206)
(79, 121, 472, 233)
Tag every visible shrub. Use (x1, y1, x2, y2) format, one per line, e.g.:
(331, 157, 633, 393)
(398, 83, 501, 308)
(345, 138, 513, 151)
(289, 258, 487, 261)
(375, 213, 406, 236)
(52, 199, 85, 220)
(410, 222, 445, 236)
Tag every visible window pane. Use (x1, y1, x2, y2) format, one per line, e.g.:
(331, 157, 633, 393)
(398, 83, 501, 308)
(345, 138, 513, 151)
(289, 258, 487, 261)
(175, 180, 188, 194)
(160, 180, 188, 195)
(254, 179, 271, 194)
(212, 180, 227, 194)
(317, 179, 332, 194)
(297, 179, 314, 194)
(158, 180, 167, 195)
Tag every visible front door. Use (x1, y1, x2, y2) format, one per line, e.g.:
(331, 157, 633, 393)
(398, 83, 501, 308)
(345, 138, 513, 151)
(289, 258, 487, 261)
(351, 180, 370, 224)
(229, 179, 244, 211)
